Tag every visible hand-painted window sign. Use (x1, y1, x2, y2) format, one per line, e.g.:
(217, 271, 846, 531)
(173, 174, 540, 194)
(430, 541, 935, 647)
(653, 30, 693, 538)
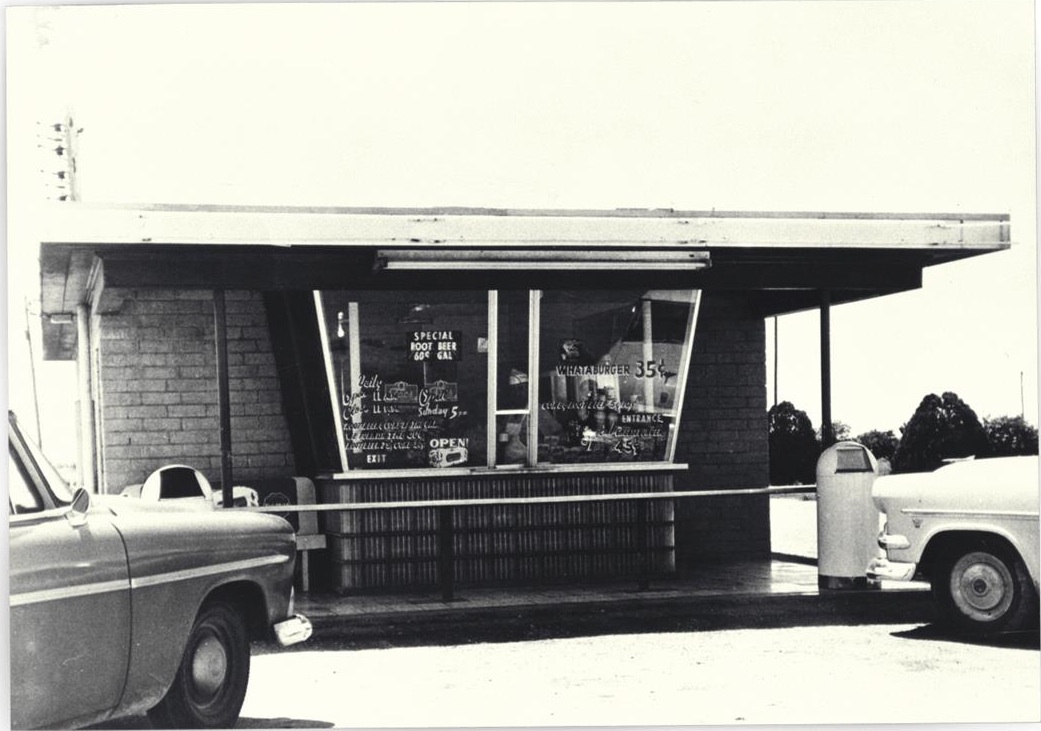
(409, 331, 462, 362)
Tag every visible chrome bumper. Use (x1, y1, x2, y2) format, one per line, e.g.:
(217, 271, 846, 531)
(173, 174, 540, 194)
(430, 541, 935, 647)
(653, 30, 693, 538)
(866, 557, 917, 582)
(273, 613, 313, 646)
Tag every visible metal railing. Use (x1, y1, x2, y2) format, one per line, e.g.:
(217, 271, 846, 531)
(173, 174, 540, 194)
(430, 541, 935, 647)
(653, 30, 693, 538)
(242, 484, 817, 600)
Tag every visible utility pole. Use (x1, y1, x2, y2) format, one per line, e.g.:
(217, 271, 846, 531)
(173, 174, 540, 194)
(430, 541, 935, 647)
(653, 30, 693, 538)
(34, 113, 87, 476)
(23, 298, 43, 448)
(1021, 371, 1025, 419)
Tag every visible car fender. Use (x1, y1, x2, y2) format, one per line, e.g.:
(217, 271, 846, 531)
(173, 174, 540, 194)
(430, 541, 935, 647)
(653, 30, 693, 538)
(873, 457, 1039, 588)
(905, 513, 1039, 587)
(102, 505, 297, 716)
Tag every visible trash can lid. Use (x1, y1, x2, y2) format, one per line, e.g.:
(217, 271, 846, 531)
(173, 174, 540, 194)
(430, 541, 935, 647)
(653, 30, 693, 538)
(817, 441, 877, 476)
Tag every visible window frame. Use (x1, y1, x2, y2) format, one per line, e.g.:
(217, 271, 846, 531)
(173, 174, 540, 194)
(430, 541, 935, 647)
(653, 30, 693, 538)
(8, 446, 44, 515)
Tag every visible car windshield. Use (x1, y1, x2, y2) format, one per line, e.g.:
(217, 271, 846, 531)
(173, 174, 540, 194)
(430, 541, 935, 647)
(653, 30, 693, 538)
(10, 415, 74, 505)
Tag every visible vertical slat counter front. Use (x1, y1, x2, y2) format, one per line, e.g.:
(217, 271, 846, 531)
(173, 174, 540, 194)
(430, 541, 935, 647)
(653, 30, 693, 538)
(317, 465, 681, 592)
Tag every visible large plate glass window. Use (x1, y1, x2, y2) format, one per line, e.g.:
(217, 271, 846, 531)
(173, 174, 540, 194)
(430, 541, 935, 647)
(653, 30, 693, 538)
(318, 290, 489, 470)
(535, 289, 699, 464)
(317, 288, 699, 472)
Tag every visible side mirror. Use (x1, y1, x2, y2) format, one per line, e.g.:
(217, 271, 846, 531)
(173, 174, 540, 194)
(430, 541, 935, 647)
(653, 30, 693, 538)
(66, 488, 91, 528)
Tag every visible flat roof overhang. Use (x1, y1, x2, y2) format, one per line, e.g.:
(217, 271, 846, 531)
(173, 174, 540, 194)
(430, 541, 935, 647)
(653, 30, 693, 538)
(36, 203, 1011, 360)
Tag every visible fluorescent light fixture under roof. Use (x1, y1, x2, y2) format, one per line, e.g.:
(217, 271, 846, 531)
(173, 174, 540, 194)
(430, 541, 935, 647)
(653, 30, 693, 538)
(376, 249, 711, 271)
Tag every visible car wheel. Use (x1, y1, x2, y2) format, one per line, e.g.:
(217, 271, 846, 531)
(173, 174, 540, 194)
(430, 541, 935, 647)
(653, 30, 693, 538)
(933, 546, 1038, 635)
(148, 600, 251, 729)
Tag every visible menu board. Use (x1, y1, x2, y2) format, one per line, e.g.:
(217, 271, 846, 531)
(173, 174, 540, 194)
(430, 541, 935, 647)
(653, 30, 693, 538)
(342, 330, 473, 469)
(408, 331, 462, 362)
(536, 338, 675, 463)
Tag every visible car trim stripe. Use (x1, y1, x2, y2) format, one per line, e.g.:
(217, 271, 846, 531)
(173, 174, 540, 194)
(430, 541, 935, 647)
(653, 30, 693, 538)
(9, 578, 132, 607)
(9, 555, 289, 607)
(901, 508, 1040, 520)
(130, 554, 290, 589)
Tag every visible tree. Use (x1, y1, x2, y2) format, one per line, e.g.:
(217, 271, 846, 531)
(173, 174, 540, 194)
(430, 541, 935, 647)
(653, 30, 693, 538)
(816, 420, 851, 444)
(984, 415, 1039, 457)
(892, 392, 989, 473)
(768, 401, 820, 485)
(855, 429, 899, 463)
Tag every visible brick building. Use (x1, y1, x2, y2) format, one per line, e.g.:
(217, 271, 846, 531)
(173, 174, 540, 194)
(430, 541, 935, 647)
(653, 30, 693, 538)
(37, 205, 1009, 592)
(95, 289, 294, 490)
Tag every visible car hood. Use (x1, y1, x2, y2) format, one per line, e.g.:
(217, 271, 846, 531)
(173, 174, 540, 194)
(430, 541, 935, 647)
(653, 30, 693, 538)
(96, 494, 222, 516)
(872, 456, 1039, 514)
(94, 494, 296, 534)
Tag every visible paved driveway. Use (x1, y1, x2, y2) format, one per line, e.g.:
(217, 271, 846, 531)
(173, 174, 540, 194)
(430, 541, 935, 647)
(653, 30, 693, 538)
(770, 494, 819, 559)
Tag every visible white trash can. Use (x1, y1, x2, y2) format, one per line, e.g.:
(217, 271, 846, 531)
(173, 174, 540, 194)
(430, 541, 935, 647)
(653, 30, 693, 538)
(816, 441, 881, 590)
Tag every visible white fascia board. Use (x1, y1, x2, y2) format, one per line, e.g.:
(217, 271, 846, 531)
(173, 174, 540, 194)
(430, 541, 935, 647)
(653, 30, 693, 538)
(37, 203, 1011, 251)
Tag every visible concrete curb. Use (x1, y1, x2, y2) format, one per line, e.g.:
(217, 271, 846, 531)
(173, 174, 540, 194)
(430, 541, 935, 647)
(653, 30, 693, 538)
(299, 588, 936, 646)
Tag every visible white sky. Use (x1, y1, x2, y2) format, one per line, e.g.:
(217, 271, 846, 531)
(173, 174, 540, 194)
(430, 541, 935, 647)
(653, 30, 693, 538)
(5, 0, 1038, 461)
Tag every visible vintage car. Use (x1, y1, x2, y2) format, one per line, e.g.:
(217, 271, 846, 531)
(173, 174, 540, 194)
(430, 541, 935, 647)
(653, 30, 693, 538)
(7, 412, 313, 729)
(868, 455, 1039, 635)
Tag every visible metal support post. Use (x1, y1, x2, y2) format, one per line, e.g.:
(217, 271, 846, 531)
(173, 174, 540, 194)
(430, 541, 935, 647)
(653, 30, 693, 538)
(76, 304, 95, 493)
(820, 290, 834, 447)
(213, 290, 233, 508)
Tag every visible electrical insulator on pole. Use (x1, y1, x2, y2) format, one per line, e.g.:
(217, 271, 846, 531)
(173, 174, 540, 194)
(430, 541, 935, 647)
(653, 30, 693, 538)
(39, 113, 82, 201)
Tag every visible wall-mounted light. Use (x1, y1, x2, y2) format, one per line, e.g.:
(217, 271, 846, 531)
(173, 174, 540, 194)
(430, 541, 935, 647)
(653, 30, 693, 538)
(375, 248, 711, 271)
(48, 313, 74, 325)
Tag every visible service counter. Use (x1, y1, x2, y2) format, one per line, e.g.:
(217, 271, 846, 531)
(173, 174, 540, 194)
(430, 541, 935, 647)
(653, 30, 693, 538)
(317, 464, 678, 593)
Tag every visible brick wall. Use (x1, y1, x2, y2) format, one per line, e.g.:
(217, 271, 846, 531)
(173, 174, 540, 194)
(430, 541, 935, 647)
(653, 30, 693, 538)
(96, 289, 295, 493)
(673, 292, 771, 565)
